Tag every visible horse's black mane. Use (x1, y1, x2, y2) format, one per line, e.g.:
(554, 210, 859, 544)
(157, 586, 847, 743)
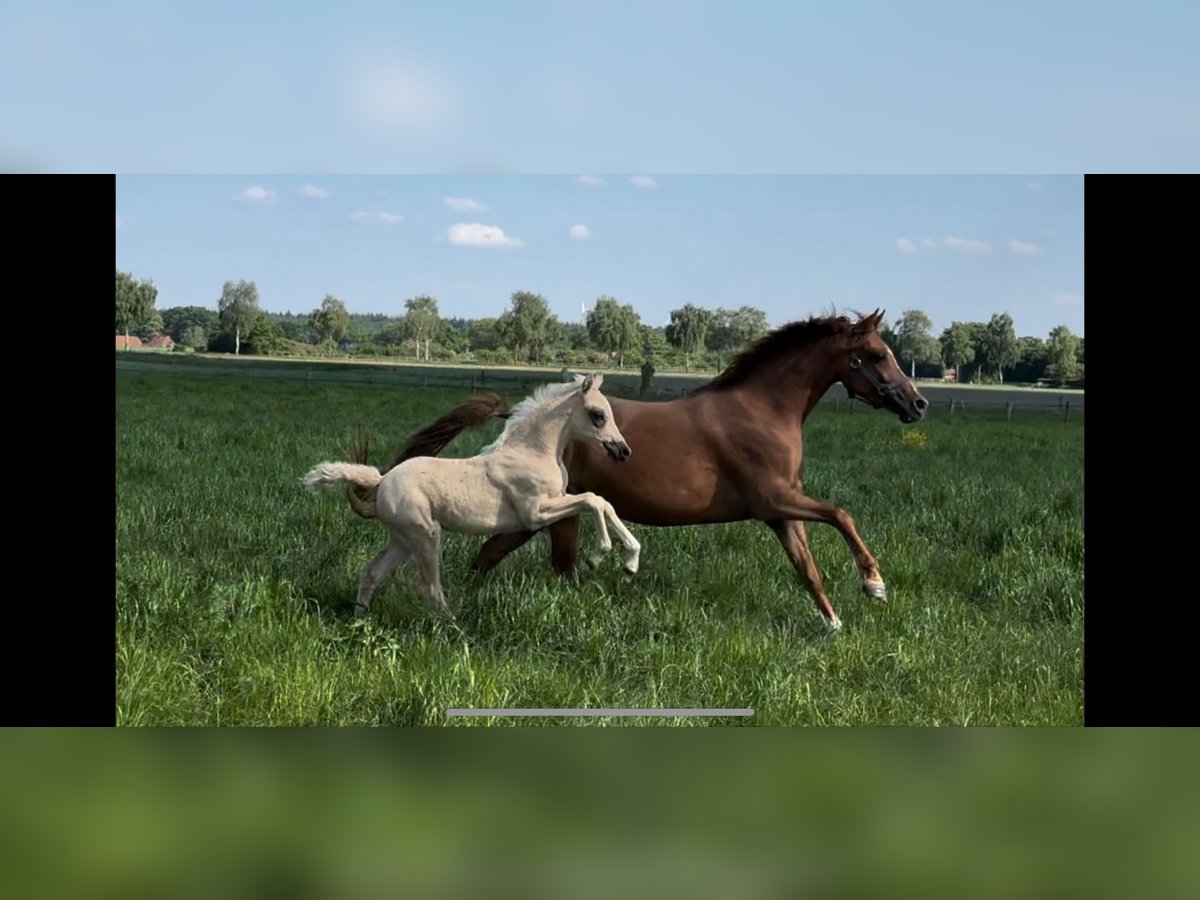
(693, 312, 874, 394)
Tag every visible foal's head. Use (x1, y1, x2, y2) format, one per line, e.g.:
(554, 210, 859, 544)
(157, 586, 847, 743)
(569, 373, 632, 462)
(838, 309, 929, 423)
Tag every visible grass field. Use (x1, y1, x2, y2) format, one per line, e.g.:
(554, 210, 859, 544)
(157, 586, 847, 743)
(116, 369, 1084, 725)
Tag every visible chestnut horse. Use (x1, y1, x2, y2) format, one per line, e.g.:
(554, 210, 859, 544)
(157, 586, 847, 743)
(349, 310, 928, 630)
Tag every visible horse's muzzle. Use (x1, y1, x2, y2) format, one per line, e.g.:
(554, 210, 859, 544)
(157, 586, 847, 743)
(604, 441, 632, 462)
(900, 395, 929, 423)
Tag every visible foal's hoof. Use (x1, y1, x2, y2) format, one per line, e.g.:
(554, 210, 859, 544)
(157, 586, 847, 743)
(622, 554, 640, 576)
(587, 553, 605, 569)
(825, 616, 844, 633)
(863, 580, 888, 603)
(353, 603, 370, 619)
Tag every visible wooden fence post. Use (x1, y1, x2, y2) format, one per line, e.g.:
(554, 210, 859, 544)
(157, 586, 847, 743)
(1064, 401, 1071, 421)
(1006, 401, 1013, 421)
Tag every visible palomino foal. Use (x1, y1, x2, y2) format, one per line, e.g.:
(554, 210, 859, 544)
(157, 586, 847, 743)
(303, 373, 640, 618)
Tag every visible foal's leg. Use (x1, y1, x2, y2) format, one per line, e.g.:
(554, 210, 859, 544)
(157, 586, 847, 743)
(523, 493, 618, 568)
(597, 500, 641, 574)
(406, 524, 452, 617)
(355, 536, 410, 618)
(757, 482, 887, 601)
(767, 520, 842, 630)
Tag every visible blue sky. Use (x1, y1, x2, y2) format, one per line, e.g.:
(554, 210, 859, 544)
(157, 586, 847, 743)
(116, 175, 1083, 338)
(4, 2, 1197, 172)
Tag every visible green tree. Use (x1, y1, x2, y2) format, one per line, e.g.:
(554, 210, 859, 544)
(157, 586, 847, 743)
(939, 322, 976, 383)
(707, 305, 769, 369)
(162, 306, 220, 344)
(309, 295, 350, 347)
(1046, 325, 1080, 386)
(665, 303, 713, 371)
(980, 313, 1019, 383)
(401, 295, 440, 361)
(115, 270, 158, 349)
(217, 279, 260, 355)
(640, 325, 671, 363)
(436, 318, 469, 355)
(133, 308, 165, 342)
(895, 309, 940, 377)
(497, 291, 556, 364)
(467, 317, 502, 352)
(1011, 336, 1050, 383)
(587, 296, 625, 364)
(587, 296, 642, 366)
(182, 325, 208, 351)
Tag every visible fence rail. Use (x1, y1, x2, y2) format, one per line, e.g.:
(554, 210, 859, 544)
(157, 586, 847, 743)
(116, 355, 1083, 420)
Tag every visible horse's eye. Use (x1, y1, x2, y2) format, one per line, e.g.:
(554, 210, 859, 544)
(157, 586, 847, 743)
(589, 410, 605, 427)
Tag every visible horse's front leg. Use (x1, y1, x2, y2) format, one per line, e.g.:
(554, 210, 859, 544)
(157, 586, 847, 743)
(757, 481, 886, 603)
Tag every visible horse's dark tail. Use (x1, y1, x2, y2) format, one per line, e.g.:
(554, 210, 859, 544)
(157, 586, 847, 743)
(343, 392, 512, 519)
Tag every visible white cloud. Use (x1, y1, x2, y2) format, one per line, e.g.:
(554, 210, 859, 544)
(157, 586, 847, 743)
(351, 210, 404, 224)
(629, 176, 658, 189)
(569, 224, 592, 240)
(941, 236, 992, 254)
(234, 185, 278, 204)
(896, 236, 992, 254)
(574, 175, 605, 187)
(444, 196, 486, 212)
(301, 183, 330, 199)
(447, 222, 522, 248)
(1010, 239, 1041, 256)
(1053, 292, 1083, 306)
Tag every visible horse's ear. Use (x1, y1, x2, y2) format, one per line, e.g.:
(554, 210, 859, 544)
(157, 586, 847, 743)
(589, 372, 604, 391)
(580, 373, 594, 393)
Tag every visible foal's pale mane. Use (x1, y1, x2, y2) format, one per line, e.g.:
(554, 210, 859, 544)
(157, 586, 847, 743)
(481, 376, 584, 452)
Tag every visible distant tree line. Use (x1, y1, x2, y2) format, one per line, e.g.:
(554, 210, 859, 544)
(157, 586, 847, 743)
(115, 271, 1084, 386)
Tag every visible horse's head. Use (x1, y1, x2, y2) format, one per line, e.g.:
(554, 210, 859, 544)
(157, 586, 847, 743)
(572, 373, 632, 462)
(839, 309, 929, 423)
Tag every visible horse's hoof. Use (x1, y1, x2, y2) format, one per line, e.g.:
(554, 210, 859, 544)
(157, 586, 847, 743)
(622, 555, 640, 575)
(353, 604, 369, 619)
(587, 554, 605, 569)
(826, 616, 843, 633)
(863, 580, 887, 602)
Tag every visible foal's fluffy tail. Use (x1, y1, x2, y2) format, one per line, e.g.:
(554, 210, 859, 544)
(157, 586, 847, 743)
(303, 463, 383, 517)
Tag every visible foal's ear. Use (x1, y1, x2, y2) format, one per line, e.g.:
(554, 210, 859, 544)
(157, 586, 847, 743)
(580, 373, 594, 393)
(581, 372, 603, 393)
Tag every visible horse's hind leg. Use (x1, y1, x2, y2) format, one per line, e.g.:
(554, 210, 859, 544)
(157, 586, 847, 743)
(767, 520, 841, 631)
(473, 530, 536, 574)
(407, 524, 453, 618)
(355, 536, 410, 618)
(548, 516, 580, 575)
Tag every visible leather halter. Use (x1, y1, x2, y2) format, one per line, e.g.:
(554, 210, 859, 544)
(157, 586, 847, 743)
(846, 354, 911, 403)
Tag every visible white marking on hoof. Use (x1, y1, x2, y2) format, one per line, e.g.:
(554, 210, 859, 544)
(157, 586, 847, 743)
(826, 616, 843, 633)
(863, 580, 887, 602)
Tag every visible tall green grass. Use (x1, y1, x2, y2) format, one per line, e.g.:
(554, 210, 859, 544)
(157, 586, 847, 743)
(117, 371, 1083, 725)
